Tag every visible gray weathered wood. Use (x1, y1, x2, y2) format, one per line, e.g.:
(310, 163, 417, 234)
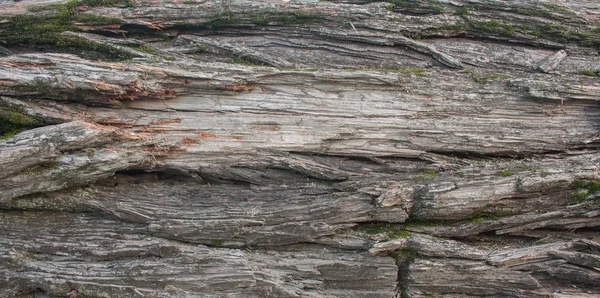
(0, 0, 599, 296)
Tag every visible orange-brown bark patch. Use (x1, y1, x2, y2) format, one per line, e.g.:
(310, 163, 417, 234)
(222, 84, 256, 92)
(198, 132, 217, 139)
(181, 137, 198, 145)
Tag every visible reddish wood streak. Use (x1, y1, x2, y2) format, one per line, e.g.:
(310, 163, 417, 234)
(198, 132, 217, 139)
(181, 137, 198, 145)
(150, 119, 182, 126)
(221, 84, 256, 92)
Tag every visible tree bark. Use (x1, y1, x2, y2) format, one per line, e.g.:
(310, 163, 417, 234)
(1, 0, 599, 297)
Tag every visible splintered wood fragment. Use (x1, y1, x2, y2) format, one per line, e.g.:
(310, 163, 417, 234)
(549, 250, 600, 269)
(314, 29, 463, 69)
(544, 263, 600, 286)
(409, 234, 489, 260)
(369, 238, 409, 255)
(392, 35, 464, 69)
(406, 259, 542, 297)
(0, 122, 153, 201)
(376, 183, 415, 208)
(509, 78, 600, 102)
(487, 242, 575, 267)
(370, 234, 488, 260)
(536, 50, 568, 73)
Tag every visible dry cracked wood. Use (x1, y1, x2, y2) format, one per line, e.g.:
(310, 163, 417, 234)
(0, 0, 599, 297)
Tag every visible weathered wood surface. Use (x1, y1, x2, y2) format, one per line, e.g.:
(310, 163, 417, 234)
(0, 0, 599, 297)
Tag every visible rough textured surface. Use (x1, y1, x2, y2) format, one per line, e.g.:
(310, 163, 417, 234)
(0, 0, 599, 297)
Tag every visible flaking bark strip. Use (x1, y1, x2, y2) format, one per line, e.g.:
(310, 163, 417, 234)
(312, 28, 463, 69)
(180, 35, 295, 69)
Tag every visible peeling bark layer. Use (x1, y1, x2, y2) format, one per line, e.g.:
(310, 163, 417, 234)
(0, 0, 599, 297)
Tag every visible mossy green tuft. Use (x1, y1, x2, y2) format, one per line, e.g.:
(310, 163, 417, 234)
(0, 107, 45, 140)
(3, 0, 132, 61)
(571, 180, 600, 202)
(358, 224, 411, 239)
(580, 70, 598, 77)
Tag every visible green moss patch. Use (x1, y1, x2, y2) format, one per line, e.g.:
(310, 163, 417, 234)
(470, 20, 515, 36)
(521, 22, 599, 48)
(470, 73, 511, 84)
(2, 1, 132, 60)
(571, 180, 600, 202)
(455, 7, 470, 15)
(469, 209, 518, 223)
(127, 45, 160, 55)
(498, 170, 514, 177)
(464, 15, 599, 49)
(0, 107, 45, 140)
(209, 239, 224, 247)
(357, 224, 411, 239)
(389, 247, 420, 264)
(422, 169, 437, 177)
(580, 70, 599, 77)
(175, 10, 325, 31)
(232, 57, 260, 66)
(23, 162, 60, 176)
(413, 169, 438, 183)
(29, 0, 134, 12)
(370, 0, 446, 14)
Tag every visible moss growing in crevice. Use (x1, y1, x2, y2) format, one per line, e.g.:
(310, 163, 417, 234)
(209, 239, 224, 247)
(127, 45, 161, 55)
(368, 0, 445, 14)
(465, 71, 511, 84)
(580, 70, 599, 77)
(390, 247, 419, 264)
(540, 3, 577, 16)
(390, 247, 420, 298)
(23, 162, 60, 176)
(231, 57, 260, 66)
(79, 0, 135, 7)
(0, 107, 46, 140)
(174, 10, 325, 32)
(469, 209, 519, 223)
(525, 23, 599, 48)
(29, 0, 134, 12)
(421, 169, 437, 177)
(571, 180, 600, 203)
(464, 14, 599, 49)
(531, 23, 575, 44)
(412, 169, 438, 182)
(470, 19, 515, 36)
(455, 7, 470, 15)
(2, 1, 132, 61)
